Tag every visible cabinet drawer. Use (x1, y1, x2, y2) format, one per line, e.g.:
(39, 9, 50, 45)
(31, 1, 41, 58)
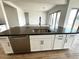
(67, 34, 76, 38)
(0, 37, 9, 42)
(30, 35, 52, 39)
(55, 35, 66, 38)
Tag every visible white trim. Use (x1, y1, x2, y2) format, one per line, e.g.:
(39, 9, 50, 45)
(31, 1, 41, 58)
(3, 1, 20, 9)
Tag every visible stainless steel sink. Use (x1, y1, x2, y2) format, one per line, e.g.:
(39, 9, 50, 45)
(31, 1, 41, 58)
(32, 29, 50, 33)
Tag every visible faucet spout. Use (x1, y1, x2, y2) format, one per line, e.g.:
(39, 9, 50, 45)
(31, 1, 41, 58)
(39, 16, 41, 26)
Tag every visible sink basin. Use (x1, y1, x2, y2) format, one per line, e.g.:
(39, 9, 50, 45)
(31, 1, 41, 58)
(32, 29, 50, 33)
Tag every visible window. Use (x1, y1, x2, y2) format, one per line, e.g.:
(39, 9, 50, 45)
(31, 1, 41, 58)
(49, 11, 61, 31)
(52, 13, 57, 30)
(55, 11, 61, 29)
(49, 14, 53, 25)
(65, 9, 78, 32)
(72, 11, 79, 32)
(65, 9, 79, 32)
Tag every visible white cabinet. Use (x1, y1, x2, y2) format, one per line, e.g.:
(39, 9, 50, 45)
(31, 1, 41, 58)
(40, 37, 52, 51)
(0, 37, 13, 54)
(30, 39, 40, 51)
(64, 34, 76, 49)
(30, 34, 76, 51)
(30, 35, 54, 52)
(54, 34, 66, 49)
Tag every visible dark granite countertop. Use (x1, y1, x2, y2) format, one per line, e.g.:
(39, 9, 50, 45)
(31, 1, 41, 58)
(0, 26, 78, 36)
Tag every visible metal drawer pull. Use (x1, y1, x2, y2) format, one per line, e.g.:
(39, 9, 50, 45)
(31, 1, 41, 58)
(58, 38, 62, 40)
(40, 40, 44, 45)
(58, 36, 63, 37)
(70, 35, 75, 37)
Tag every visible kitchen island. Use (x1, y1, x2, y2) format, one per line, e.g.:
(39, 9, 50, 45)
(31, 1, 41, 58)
(0, 26, 78, 54)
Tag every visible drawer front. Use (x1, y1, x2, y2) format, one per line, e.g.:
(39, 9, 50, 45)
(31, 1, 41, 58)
(67, 34, 76, 38)
(0, 37, 9, 42)
(30, 35, 52, 39)
(55, 35, 66, 38)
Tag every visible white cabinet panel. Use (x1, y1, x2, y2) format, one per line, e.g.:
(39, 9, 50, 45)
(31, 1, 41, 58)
(30, 39, 40, 51)
(64, 34, 76, 49)
(54, 34, 66, 49)
(30, 35, 51, 39)
(40, 38, 52, 51)
(30, 35, 54, 52)
(0, 37, 13, 54)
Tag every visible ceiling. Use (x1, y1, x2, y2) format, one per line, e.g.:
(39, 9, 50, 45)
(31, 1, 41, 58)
(3, 0, 66, 12)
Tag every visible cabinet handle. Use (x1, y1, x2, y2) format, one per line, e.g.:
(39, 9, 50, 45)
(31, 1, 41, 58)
(58, 36, 63, 37)
(40, 40, 44, 45)
(58, 38, 62, 40)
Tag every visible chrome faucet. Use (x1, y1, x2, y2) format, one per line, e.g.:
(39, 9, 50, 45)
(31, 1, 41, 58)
(39, 16, 41, 26)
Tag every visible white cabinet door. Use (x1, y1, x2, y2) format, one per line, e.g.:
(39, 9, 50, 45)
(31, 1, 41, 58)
(40, 38, 52, 51)
(30, 39, 40, 52)
(30, 35, 54, 51)
(41, 35, 55, 50)
(64, 34, 76, 49)
(0, 37, 13, 54)
(54, 34, 66, 49)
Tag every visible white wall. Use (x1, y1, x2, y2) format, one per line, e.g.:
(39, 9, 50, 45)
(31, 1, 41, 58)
(17, 8, 26, 26)
(29, 11, 46, 25)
